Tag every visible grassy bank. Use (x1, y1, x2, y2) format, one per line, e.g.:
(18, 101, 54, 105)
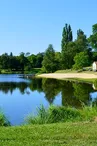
(1, 106, 97, 145)
(25, 105, 97, 125)
(0, 122, 97, 145)
(61, 77, 95, 83)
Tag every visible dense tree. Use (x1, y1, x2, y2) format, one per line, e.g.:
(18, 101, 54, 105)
(0, 53, 9, 69)
(89, 24, 97, 50)
(18, 52, 28, 71)
(75, 29, 88, 52)
(42, 44, 57, 73)
(55, 52, 62, 70)
(61, 23, 73, 69)
(61, 23, 73, 49)
(62, 42, 77, 69)
(28, 54, 36, 68)
(73, 52, 89, 70)
(35, 53, 44, 68)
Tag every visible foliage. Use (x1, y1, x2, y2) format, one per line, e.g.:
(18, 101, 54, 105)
(89, 23, 97, 50)
(0, 52, 44, 73)
(75, 29, 88, 52)
(42, 44, 57, 73)
(25, 105, 49, 124)
(73, 52, 89, 70)
(61, 23, 73, 69)
(25, 105, 97, 125)
(0, 110, 10, 126)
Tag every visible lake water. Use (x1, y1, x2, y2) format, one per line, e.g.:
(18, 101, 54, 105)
(0, 74, 97, 125)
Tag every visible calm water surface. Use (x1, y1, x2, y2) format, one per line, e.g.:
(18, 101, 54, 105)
(0, 74, 97, 125)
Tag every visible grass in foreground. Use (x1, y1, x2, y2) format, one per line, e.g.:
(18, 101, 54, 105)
(25, 105, 97, 125)
(0, 122, 97, 146)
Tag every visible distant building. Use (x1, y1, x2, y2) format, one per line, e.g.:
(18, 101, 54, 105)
(92, 61, 97, 71)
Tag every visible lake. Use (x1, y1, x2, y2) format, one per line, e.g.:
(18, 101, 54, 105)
(0, 74, 97, 125)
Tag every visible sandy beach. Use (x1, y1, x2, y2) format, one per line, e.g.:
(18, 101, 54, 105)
(37, 73, 97, 79)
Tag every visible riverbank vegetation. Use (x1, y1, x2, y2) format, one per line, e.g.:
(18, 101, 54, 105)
(25, 105, 97, 125)
(1, 105, 97, 145)
(0, 23, 97, 74)
(0, 110, 10, 126)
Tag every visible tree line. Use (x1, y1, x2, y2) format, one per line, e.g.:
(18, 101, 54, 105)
(0, 52, 44, 72)
(0, 23, 97, 73)
(42, 23, 97, 72)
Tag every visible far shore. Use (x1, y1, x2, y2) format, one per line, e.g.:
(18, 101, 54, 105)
(37, 72, 97, 80)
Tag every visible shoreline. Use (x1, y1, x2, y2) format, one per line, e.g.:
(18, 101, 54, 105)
(37, 73, 97, 79)
(37, 73, 97, 83)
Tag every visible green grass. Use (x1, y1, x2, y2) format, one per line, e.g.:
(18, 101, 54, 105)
(55, 69, 78, 73)
(0, 110, 10, 126)
(1, 106, 97, 145)
(61, 77, 95, 83)
(25, 105, 97, 125)
(0, 122, 97, 145)
(55, 68, 97, 75)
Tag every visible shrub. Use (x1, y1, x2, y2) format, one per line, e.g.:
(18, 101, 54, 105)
(25, 105, 97, 125)
(0, 110, 10, 126)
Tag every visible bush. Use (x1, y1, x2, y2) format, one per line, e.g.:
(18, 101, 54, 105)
(25, 105, 81, 124)
(25, 105, 97, 125)
(48, 106, 81, 123)
(0, 110, 10, 126)
(25, 105, 49, 124)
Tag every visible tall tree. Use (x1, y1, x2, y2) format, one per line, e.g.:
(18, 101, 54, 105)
(61, 24, 73, 49)
(89, 24, 97, 50)
(61, 23, 73, 69)
(75, 29, 88, 52)
(42, 44, 56, 73)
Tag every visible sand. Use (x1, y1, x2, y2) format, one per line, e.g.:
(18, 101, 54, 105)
(37, 73, 97, 79)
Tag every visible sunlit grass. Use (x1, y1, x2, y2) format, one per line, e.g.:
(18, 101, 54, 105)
(25, 105, 97, 125)
(0, 122, 97, 145)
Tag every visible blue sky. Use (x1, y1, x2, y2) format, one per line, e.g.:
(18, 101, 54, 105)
(0, 0, 97, 55)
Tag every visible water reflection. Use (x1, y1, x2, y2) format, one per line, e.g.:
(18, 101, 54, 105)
(0, 77, 95, 107)
(0, 82, 29, 94)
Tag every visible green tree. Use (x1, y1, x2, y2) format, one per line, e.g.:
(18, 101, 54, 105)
(55, 52, 62, 70)
(35, 53, 44, 68)
(0, 53, 9, 69)
(62, 42, 77, 69)
(75, 29, 88, 52)
(28, 54, 36, 68)
(73, 52, 89, 70)
(61, 23, 73, 69)
(89, 24, 97, 50)
(42, 44, 56, 73)
(18, 52, 28, 71)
